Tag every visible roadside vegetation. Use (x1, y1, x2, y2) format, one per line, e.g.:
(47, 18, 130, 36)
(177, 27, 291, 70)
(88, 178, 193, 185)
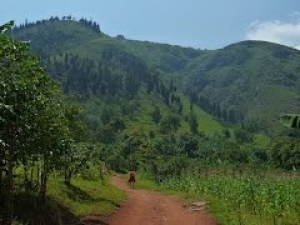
(161, 167, 300, 225)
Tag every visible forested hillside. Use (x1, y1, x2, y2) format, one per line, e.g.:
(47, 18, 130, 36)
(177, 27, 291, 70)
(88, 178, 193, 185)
(11, 17, 226, 138)
(186, 41, 300, 134)
(11, 17, 300, 136)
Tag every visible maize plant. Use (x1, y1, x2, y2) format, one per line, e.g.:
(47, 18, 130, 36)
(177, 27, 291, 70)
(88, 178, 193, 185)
(161, 170, 300, 225)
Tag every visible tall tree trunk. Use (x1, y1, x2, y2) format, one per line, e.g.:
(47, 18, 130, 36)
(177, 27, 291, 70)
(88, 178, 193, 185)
(39, 171, 47, 204)
(39, 153, 48, 205)
(24, 162, 29, 191)
(7, 145, 14, 224)
(0, 170, 2, 195)
(0, 169, 3, 213)
(64, 163, 68, 184)
(65, 167, 72, 185)
(36, 160, 40, 190)
(3, 129, 15, 225)
(64, 148, 70, 184)
(30, 164, 35, 191)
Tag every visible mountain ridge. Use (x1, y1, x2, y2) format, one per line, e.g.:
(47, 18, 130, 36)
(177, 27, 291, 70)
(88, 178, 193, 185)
(10, 18, 300, 135)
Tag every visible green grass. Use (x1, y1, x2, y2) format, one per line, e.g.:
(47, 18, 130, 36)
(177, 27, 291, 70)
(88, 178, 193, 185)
(253, 133, 271, 148)
(10, 172, 126, 224)
(47, 175, 126, 216)
(178, 92, 225, 134)
(125, 87, 225, 136)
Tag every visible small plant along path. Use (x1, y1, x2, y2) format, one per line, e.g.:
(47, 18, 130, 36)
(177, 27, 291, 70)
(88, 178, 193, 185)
(85, 176, 217, 225)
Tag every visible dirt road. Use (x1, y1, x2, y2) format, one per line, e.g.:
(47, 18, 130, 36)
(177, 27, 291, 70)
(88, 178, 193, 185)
(81, 176, 217, 225)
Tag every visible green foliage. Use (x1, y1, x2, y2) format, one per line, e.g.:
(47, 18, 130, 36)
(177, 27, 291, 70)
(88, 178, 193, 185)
(234, 128, 253, 143)
(280, 114, 300, 128)
(11, 18, 300, 137)
(47, 175, 126, 217)
(4, 18, 300, 225)
(178, 133, 199, 157)
(79, 161, 101, 181)
(187, 41, 300, 134)
(64, 103, 87, 142)
(96, 124, 118, 144)
(222, 128, 231, 139)
(10, 17, 230, 143)
(0, 21, 87, 222)
(100, 107, 114, 125)
(160, 169, 300, 225)
(11, 18, 102, 54)
(151, 106, 161, 124)
(160, 114, 181, 134)
(268, 135, 300, 169)
(189, 112, 198, 134)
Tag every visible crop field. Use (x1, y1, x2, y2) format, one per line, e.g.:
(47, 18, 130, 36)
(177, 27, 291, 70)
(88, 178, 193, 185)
(161, 169, 300, 225)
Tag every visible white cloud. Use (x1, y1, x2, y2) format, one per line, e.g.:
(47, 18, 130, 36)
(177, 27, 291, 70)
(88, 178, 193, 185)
(290, 11, 300, 18)
(246, 17, 300, 50)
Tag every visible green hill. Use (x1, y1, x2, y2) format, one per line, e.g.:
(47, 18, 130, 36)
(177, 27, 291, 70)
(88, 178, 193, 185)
(11, 18, 225, 138)
(186, 41, 300, 134)
(11, 18, 300, 136)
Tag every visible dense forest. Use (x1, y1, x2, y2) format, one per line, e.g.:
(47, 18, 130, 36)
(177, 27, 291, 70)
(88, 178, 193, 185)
(1, 17, 300, 224)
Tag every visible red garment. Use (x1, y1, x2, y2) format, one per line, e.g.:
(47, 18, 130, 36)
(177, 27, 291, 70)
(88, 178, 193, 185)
(128, 171, 136, 182)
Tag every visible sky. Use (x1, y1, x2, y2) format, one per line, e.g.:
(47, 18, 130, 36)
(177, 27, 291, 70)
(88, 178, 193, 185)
(1, 0, 300, 49)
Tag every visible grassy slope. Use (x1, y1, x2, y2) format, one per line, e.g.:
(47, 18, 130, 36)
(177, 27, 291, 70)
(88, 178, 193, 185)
(12, 174, 126, 225)
(47, 176, 126, 216)
(80, 87, 225, 137)
(131, 87, 223, 133)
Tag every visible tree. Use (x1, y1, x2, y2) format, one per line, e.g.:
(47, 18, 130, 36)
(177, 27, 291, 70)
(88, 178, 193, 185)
(178, 133, 199, 158)
(160, 114, 181, 134)
(100, 107, 113, 125)
(234, 128, 253, 144)
(34, 100, 70, 203)
(97, 124, 117, 144)
(189, 113, 198, 134)
(61, 103, 86, 184)
(268, 136, 300, 169)
(152, 106, 161, 124)
(222, 128, 231, 139)
(269, 114, 300, 169)
(0, 21, 72, 223)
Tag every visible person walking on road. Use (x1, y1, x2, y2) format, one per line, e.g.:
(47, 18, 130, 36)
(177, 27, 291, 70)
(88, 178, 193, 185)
(128, 169, 136, 189)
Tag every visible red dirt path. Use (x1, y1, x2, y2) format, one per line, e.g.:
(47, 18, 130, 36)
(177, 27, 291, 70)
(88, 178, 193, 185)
(81, 176, 217, 225)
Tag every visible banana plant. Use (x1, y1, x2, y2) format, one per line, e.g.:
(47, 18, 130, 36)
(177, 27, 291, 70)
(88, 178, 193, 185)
(280, 114, 300, 128)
